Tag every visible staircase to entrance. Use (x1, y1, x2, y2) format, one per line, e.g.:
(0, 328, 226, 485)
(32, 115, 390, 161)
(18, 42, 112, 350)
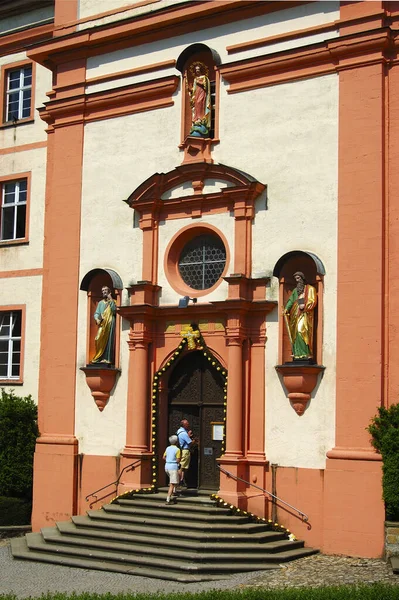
(11, 489, 318, 582)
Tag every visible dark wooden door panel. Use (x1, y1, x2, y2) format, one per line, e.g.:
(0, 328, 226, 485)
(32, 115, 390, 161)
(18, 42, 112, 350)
(199, 405, 224, 489)
(168, 351, 224, 489)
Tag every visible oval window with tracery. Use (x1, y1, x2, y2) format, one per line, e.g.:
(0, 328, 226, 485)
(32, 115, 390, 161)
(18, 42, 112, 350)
(178, 234, 226, 290)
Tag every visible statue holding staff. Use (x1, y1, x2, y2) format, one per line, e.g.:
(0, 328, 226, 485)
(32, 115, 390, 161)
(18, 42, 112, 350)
(283, 272, 317, 360)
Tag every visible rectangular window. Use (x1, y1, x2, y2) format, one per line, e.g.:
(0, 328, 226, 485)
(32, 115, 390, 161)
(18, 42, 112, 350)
(1, 179, 27, 241)
(5, 65, 32, 123)
(0, 311, 22, 380)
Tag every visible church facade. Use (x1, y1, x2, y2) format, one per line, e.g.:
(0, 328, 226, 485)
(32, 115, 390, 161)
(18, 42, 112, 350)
(1, 0, 398, 557)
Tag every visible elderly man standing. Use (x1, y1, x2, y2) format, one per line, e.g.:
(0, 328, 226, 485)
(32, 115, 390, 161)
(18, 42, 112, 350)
(176, 419, 193, 487)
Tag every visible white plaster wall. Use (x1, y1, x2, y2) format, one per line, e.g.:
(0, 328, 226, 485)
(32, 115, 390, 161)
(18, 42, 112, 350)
(78, 0, 191, 22)
(0, 275, 42, 401)
(213, 73, 339, 469)
(85, 2, 339, 93)
(0, 147, 47, 271)
(0, 51, 52, 147)
(157, 212, 234, 306)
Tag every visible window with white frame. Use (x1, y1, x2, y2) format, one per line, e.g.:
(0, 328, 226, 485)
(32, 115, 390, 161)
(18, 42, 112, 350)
(1, 179, 27, 241)
(0, 311, 22, 379)
(5, 65, 32, 122)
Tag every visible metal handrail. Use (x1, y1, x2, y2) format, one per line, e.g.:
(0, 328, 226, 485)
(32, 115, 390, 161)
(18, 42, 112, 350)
(85, 460, 142, 508)
(217, 464, 311, 529)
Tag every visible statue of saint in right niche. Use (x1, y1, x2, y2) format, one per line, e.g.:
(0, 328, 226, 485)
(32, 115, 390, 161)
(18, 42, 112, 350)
(91, 285, 116, 365)
(283, 272, 317, 360)
(187, 62, 211, 138)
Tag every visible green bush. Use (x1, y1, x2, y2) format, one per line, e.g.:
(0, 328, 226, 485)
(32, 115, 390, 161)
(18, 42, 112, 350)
(368, 403, 399, 520)
(0, 495, 31, 525)
(0, 389, 39, 500)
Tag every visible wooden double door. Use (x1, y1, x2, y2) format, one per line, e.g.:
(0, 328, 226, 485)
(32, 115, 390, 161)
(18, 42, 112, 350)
(168, 351, 225, 489)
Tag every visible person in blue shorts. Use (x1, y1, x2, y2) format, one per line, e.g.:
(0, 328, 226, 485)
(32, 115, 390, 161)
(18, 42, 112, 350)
(163, 435, 181, 504)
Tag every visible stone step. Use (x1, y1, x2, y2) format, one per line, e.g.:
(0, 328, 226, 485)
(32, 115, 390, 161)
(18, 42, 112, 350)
(42, 527, 306, 559)
(158, 487, 215, 497)
(71, 514, 283, 542)
(103, 503, 250, 523)
(25, 532, 288, 572)
(136, 488, 215, 498)
(11, 491, 318, 579)
(86, 509, 268, 533)
(117, 496, 225, 512)
(56, 520, 287, 550)
(11, 537, 226, 583)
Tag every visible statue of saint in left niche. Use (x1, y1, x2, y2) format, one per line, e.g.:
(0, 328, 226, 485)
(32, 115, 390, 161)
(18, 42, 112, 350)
(91, 286, 116, 364)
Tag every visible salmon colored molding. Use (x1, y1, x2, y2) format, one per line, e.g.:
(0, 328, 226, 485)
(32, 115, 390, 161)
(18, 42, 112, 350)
(0, 268, 42, 278)
(326, 448, 382, 461)
(85, 59, 176, 87)
(0, 304, 25, 385)
(164, 223, 231, 298)
(0, 23, 53, 58)
(126, 163, 265, 212)
(0, 59, 36, 126)
(221, 29, 391, 94)
(27, 2, 307, 67)
(226, 8, 387, 55)
(39, 76, 179, 129)
(0, 141, 47, 155)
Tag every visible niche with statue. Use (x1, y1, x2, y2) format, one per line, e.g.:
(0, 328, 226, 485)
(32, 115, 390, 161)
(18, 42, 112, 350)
(80, 268, 122, 411)
(176, 43, 220, 163)
(274, 251, 325, 415)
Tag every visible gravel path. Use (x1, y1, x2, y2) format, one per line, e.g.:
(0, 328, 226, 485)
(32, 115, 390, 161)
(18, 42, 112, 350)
(0, 539, 398, 598)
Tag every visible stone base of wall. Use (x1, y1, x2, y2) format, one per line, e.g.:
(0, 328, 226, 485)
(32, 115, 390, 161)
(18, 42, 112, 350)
(385, 521, 399, 558)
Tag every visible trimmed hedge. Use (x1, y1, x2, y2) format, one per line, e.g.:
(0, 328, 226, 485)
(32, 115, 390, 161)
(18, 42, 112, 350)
(0, 584, 399, 600)
(0, 496, 31, 525)
(0, 389, 39, 500)
(368, 403, 399, 520)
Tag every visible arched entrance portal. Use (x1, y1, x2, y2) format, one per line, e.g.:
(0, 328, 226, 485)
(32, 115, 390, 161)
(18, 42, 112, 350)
(168, 351, 224, 489)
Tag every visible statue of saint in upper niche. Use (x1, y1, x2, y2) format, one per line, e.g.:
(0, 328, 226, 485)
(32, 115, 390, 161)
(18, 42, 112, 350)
(91, 286, 116, 364)
(187, 62, 211, 138)
(283, 272, 317, 360)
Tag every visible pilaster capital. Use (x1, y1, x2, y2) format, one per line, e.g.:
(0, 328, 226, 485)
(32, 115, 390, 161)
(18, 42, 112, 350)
(139, 211, 158, 231)
(233, 198, 254, 221)
(249, 323, 267, 347)
(226, 336, 243, 347)
(127, 338, 151, 351)
(127, 319, 152, 348)
(225, 325, 246, 346)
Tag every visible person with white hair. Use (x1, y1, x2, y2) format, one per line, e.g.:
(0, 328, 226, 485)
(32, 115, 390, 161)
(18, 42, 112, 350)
(163, 434, 181, 504)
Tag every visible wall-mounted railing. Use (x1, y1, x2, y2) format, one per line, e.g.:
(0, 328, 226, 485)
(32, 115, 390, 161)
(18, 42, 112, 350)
(217, 464, 310, 529)
(85, 460, 142, 508)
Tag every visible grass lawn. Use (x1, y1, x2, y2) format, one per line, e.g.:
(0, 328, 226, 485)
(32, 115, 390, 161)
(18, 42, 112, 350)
(1, 583, 399, 600)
